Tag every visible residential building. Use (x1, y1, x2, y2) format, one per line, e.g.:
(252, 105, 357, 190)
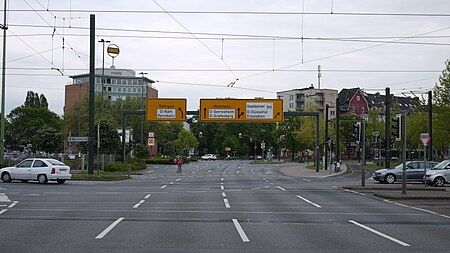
(277, 85, 338, 119)
(64, 67, 158, 113)
(338, 88, 420, 120)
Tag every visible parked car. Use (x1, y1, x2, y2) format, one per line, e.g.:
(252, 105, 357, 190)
(425, 160, 450, 187)
(201, 154, 217, 161)
(372, 160, 438, 184)
(0, 158, 72, 184)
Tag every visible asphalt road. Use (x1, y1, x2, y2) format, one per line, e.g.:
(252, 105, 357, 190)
(1, 160, 450, 252)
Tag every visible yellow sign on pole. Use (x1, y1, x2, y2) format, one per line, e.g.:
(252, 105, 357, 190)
(200, 99, 283, 122)
(146, 98, 187, 121)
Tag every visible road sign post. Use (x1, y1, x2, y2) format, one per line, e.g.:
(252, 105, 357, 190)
(420, 133, 430, 187)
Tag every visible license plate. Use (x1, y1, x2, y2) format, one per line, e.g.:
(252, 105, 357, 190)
(60, 168, 67, 171)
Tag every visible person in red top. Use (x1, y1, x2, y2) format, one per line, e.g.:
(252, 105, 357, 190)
(176, 157, 183, 174)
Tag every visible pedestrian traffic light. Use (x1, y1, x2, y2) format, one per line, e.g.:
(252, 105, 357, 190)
(199, 132, 202, 138)
(352, 122, 361, 143)
(391, 114, 401, 141)
(239, 133, 242, 139)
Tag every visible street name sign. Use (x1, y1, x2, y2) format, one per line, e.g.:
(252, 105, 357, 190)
(146, 99, 187, 121)
(200, 99, 283, 122)
(68, 136, 89, 142)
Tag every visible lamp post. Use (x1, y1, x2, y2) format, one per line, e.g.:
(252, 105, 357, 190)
(0, 0, 8, 164)
(98, 39, 110, 113)
(139, 72, 147, 145)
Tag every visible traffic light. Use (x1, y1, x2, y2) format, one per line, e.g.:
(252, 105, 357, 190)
(391, 114, 402, 141)
(239, 133, 242, 139)
(352, 122, 361, 143)
(199, 132, 202, 138)
(381, 136, 387, 149)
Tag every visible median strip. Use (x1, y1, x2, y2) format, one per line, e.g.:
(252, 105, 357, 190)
(95, 217, 124, 239)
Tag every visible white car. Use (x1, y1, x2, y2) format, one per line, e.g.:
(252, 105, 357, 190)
(425, 160, 450, 187)
(201, 154, 217, 161)
(0, 158, 72, 184)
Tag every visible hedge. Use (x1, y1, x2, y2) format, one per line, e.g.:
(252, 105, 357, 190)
(104, 161, 147, 172)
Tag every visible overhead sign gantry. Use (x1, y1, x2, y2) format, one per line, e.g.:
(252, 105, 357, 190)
(199, 99, 283, 123)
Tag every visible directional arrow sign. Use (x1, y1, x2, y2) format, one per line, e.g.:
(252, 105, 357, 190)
(199, 99, 283, 122)
(146, 99, 187, 121)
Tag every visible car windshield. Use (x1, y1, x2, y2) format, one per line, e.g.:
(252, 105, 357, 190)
(48, 159, 66, 166)
(431, 160, 450, 170)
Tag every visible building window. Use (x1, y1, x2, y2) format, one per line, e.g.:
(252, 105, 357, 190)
(118, 87, 121, 92)
(107, 87, 112, 92)
(357, 96, 360, 101)
(128, 88, 131, 92)
(106, 78, 111, 84)
(121, 79, 127, 85)
(289, 95, 294, 100)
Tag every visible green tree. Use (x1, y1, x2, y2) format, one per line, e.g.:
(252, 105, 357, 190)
(7, 106, 63, 153)
(432, 60, 450, 155)
(35, 126, 63, 154)
(175, 129, 198, 156)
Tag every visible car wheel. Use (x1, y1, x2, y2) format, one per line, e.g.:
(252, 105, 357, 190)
(1, 172, 11, 183)
(385, 174, 396, 184)
(57, 179, 66, 184)
(434, 177, 445, 187)
(37, 174, 48, 184)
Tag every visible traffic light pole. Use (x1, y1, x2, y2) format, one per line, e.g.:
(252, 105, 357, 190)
(385, 87, 391, 169)
(401, 112, 407, 194)
(325, 104, 329, 170)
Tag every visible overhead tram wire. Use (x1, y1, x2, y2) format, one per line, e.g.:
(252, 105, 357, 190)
(9, 24, 450, 40)
(157, 80, 274, 93)
(23, 0, 88, 67)
(7, 9, 450, 17)
(151, 0, 238, 81)
(238, 25, 450, 81)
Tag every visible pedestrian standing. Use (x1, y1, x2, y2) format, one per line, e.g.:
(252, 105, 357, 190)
(177, 157, 183, 174)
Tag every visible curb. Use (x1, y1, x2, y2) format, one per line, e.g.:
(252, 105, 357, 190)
(373, 192, 450, 200)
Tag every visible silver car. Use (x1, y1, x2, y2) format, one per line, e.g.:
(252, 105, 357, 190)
(0, 158, 72, 184)
(373, 160, 438, 184)
(425, 160, 450, 187)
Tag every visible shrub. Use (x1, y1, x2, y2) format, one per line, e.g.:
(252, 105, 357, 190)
(104, 161, 147, 172)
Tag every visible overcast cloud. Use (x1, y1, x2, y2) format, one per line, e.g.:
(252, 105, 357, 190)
(2, 0, 450, 115)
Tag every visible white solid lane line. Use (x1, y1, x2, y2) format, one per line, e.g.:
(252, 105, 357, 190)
(8, 201, 18, 208)
(0, 209, 7, 215)
(276, 186, 287, 192)
(95, 217, 125, 239)
(296, 195, 322, 208)
(232, 219, 249, 242)
(144, 194, 151, 199)
(224, 199, 230, 208)
(349, 220, 410, 247)
(161, 185, 167, 189)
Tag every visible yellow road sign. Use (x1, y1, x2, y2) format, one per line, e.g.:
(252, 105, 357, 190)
(146, 99, 187, 121)
(200, 99, 283, 122)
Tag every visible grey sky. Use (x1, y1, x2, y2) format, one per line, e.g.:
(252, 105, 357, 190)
(3, 0, 450, 115)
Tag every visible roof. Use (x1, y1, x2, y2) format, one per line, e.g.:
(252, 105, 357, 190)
(338, 88, 421, 112)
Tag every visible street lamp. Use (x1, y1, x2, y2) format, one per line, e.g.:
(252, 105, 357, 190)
(98, 39, 110, 113)
(139, 72, 148, 144)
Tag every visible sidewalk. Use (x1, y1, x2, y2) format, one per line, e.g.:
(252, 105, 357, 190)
(276, 162, 347, 178)
(276, 162, 450, 200)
